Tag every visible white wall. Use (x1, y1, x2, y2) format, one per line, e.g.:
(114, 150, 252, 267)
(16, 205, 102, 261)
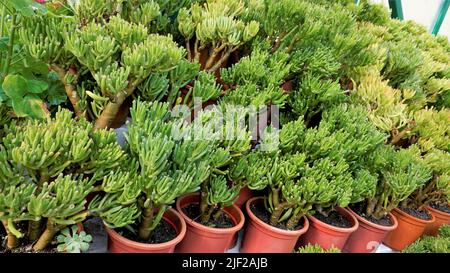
(369, 0, 450, 39)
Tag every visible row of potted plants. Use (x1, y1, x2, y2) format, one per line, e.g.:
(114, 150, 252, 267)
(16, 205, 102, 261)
(0, 0, 449, 253)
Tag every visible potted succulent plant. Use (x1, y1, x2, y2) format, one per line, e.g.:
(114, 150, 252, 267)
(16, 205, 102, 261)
(175, 105, 252, 253)
(0, 1, 68, 120)
(87, 100, 220, 253)
(296, 244, 341, 254)
(20, 0, 185, 129)
(407, 109, 450, 236)
(343, 145, 432, 253)
(0, 108, 124, 251)
(241, 104, 385, 253)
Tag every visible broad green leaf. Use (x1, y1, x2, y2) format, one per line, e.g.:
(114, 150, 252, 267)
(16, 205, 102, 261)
(11, 95, 48, 119)
(11, 0, 36, 17)
(2, 74, 28, 100)
(28, 79, 49, 94)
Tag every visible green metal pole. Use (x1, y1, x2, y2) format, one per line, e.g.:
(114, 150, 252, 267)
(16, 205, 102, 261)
(354, 0, 360, 5)
(388, 0, 404, 20)
(431, 0, 450, 35)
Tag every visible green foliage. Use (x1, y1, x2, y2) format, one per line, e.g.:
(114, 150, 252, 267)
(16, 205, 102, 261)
(403, 225, 450, 253)
(20, 0, 185, 128)
(0, 108, 126, 249)
(56, 225, 93, 253)
(361, 145, 433, 219)
(296, 244, 341, 253)
(90, 100, 251, 235)
(178, 0, 260, 73)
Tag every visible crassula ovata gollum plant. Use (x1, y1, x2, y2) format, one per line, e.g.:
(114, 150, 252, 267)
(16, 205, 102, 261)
(177, 0, 260, 73)
(20, 0, 184, 129)
(0, 108, 126, 251)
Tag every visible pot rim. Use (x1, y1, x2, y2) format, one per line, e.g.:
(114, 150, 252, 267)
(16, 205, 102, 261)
(306, 207, 359, 233)
(176, 192, 245, 234)
(426, 204, 450, 217)
(347, 207, 398, 232)
(245, 196, 309, 236)
(392, 207, 436, 225)
(105, 207, 186, 250)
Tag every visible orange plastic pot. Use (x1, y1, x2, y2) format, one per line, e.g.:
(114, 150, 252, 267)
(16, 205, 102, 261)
(240, 197, 309, 253)
(298, 207, 358, 250)
(234, 187, 254, 209)
(423, 205, 450, 236)
(383, 208, 435, 251)
(106, 208, 186, 253)
(175, 193, 245, 253)
(343, 207, 398, 253)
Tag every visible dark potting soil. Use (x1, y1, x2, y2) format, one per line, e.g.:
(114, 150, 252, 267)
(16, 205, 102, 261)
(430, 202, 450, 214)
(182, 203, 234, 228)
(350, 204, 393, 227)
(117, 218, 177, 244)
(399, 207, 432, 220)
(313, 210, 352, 228)
(250, 202, 304, 231)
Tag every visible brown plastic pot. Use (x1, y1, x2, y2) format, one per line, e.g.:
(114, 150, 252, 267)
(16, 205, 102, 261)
(240, 197, 309, 253)
(106, 208, 186, 253)
(234, 187, 254, 209)
(383, 208, 435, 251)
(175, 192, 245, 253)
(423, 205, 450, 236)
(343, 207, 398, 253)
(298, 207, 358, 250)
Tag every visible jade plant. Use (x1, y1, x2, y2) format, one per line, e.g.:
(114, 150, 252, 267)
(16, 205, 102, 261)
(351, 144, 433, 220)
(20, 0, 185, 129)
(177, 0, 260, 73)
(88, 100, 215, 241)
(403, 225, 450, 253)
(195, 106, 252, 226)
(0, 108, 126, 251)
(242, 104, 386, 230)
(296, 244, 341, 253)
(240, 0, 377, 125)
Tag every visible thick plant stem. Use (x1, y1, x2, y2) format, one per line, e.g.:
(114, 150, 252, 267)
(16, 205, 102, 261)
(199, 182, 209, 217)
(33, 220, 60, 251)
(138, 206, 154, 241)
(94, 82, 137, 130)
(51, 65, 82, 118)
(286, 213, 303, 230)
(270, 202, 289, 226)
(28, 220, 42, 243)
(2, 221, 19, 249)
(206, 46, 238, 74)
(201, 206, 215, 224)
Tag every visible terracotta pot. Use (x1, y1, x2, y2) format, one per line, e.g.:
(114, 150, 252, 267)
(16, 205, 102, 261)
(423, 205, 450, 236)
(281, 80, 294, 92)
(240, 197, 309, 253)
(383, 208, 435, 251)
(343, 207, 398, 253)
(175, 192, 245, 253)
(106, 208, 186, 253)
(298, 207, 358, 250)
(234, 187, 254, 209)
